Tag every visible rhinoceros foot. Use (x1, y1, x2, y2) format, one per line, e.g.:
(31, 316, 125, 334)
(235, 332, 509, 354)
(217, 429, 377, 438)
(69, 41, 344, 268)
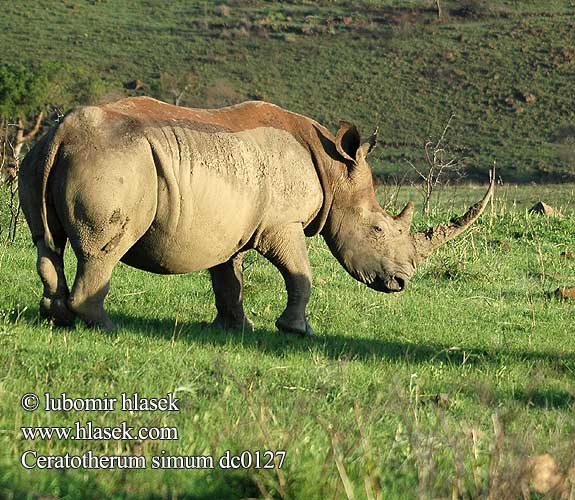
(211, 314, 255, 332)
(39, 297, 75, 327)
(79, 315, 116, 332)
(66, 298, 116, 332)
(275, 315, 316, 337)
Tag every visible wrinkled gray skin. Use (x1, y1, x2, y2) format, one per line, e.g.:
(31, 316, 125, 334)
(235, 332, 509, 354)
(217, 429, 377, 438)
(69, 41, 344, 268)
(19, 97, 494, 335)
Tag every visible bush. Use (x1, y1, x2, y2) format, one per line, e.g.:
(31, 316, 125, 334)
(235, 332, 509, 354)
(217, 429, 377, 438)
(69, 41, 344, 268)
(0, 61, 109, 120)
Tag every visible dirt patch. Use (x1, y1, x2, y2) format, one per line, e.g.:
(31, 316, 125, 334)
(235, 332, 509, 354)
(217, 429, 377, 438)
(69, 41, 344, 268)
(554, 287, 575, 300)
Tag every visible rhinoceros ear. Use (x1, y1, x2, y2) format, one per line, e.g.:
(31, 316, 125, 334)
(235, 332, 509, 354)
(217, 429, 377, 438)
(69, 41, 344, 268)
(335, 122, 377, 165)
(356, 127, 378, 161)
(335, 121, 361, 163)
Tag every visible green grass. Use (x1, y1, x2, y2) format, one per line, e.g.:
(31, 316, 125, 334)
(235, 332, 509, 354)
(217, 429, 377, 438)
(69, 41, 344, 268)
(1, 182, 574, 499)
(0, 0, 574, 181)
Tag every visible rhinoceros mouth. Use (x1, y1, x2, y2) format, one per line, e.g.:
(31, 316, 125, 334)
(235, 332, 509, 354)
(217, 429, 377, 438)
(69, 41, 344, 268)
(366, 274, 407, 293)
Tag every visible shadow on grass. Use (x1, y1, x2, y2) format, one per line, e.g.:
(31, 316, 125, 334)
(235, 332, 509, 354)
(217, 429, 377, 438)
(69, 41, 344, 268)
(6, 468, 260, 500)
(18, 304, 575, 370)
(107, 312, 575, 368)
(513, 387, 574, 409)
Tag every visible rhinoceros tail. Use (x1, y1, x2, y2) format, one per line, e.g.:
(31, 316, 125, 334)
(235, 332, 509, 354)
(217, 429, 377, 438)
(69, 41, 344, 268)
(40, 128, 62, 253)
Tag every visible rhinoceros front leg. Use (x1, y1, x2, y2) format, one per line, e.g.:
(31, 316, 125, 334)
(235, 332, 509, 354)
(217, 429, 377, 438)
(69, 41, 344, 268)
(209, 253, 254, 331)
(258, 223, 315, 337)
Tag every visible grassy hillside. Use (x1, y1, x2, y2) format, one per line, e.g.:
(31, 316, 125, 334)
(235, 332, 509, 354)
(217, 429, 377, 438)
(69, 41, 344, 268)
(1, 183, 575, 499)
(0, 0, 574, 181)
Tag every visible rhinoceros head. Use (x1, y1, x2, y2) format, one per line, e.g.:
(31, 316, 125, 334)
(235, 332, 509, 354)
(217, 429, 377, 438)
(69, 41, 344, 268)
(322, 121, 495, 292)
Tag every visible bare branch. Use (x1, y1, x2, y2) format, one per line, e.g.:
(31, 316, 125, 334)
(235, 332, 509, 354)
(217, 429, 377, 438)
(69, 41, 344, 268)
(436, 113, 455, 150)
(408, 114, 465, 216)
(405, 159, 429, 183)
(21, 112, 44, 142)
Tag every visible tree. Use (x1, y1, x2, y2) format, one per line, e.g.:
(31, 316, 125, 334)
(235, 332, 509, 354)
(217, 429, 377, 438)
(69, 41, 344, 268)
(0, 64, 53, 178)
(0, 62, 107, 180)
(0, 62, 107, 242)
(435, 0, 443, 19)
(159, 71, 198, 106)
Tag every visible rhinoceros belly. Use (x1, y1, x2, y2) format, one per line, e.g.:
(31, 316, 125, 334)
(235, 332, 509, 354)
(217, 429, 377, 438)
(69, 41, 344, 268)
(121, 127, 322, 274)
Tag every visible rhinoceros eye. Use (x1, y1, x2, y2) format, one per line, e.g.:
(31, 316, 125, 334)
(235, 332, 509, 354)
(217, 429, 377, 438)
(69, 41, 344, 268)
(372, 225, 383, 234)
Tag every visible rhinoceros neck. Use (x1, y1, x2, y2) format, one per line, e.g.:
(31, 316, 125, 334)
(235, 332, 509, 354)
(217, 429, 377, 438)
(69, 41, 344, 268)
(320, 203, 360, 281)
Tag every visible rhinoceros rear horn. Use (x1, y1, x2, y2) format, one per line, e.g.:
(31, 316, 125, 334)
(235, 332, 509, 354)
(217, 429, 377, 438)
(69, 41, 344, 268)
(394, 201, 415, 231)
(411, 167, 495, 262)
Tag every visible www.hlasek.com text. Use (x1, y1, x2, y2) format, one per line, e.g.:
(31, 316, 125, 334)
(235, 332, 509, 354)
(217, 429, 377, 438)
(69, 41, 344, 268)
(21, 421, 179, 441)
(21, 450, 286, 470)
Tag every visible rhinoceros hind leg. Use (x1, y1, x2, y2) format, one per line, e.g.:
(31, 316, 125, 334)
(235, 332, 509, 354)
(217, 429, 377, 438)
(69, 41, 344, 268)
(68, 259, 116, 331)
(258, 223, 315, 337)
(209, 253, 254, 331)
(36, 239, 75, 327)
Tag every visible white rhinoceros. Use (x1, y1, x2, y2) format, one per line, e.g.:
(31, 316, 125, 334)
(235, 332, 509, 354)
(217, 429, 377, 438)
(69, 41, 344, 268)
(19, 97, 493, 335)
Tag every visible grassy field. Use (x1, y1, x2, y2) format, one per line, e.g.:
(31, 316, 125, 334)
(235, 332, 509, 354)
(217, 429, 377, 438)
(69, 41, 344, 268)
(1, 182, 574, 499)
(1, 1, 575, 498)
(0, 0, 574, 181)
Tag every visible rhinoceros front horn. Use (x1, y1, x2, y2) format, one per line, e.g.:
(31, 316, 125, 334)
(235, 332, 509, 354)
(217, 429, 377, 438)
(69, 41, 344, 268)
(411, 167, 495, 263)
